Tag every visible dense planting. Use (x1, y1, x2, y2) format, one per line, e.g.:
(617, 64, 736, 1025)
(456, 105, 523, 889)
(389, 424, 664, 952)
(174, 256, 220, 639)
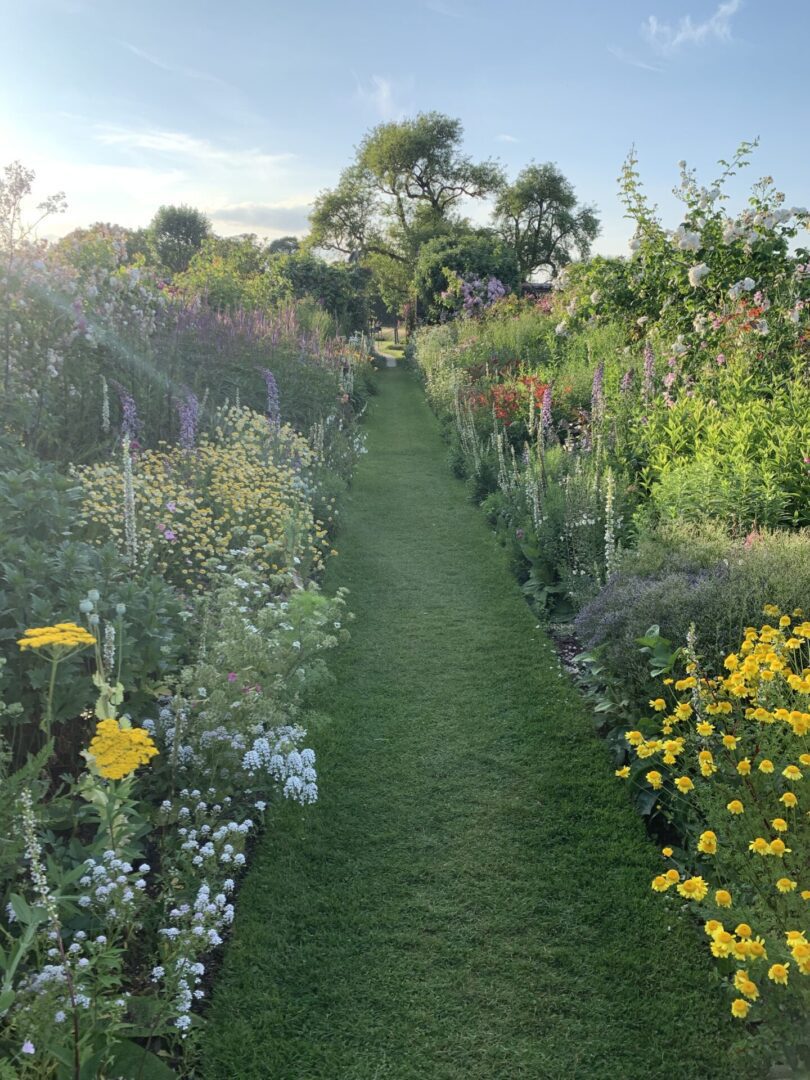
(0, 163, 372, 1077)
(414, 144, 810, 1065)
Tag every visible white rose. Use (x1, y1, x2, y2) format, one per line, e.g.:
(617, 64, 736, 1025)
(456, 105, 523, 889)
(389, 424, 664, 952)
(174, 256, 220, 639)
(688, 263, 710, 288)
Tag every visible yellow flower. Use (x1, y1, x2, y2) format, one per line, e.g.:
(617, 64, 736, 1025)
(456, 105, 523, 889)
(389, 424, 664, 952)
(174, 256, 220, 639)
(18, 622, 96, 653)
(645, 770, 663, 790)
(715, 888, 732, 908)
(768, 963, 789, 986)
(649, 698, 667, 711)
(783, 765, 803, 781)
(675, 776, 694, 794)
(625, 730, 643, 746)
(733, 970, 759, 1000)
(749, 837, 769, 855)
(704, 919, 722, 936)
(677, 876, 708, 901)
(651, 875, 671, 892)
(722, 734, 739, 750)
(801, 891, 810, 901)
(730, 998, 751, 1019)
(711, 930, 735, 957)
(697, 830, 718, 854)
(696, 721, 715, 737)
(665, 869, 680, 884)
(735, 923, 752, 939)
(768, 838, 789, 857)
(776, 878, 797, 893)
(736, 758, 751, 776)
(727, 799, 744, 815)
(771, 818, 788, 833)
(724, 653, 740, 671)
(780, 792, 798, 809)
(87, 719, 158, 781)
(662, 846, 673, 858)
(614, 766, 630, 779)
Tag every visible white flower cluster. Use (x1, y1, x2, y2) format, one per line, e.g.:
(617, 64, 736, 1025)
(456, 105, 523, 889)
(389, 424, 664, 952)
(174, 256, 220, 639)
(77, 851, 149, 922)
(242, 727, 318, 804)
(155, 880, 235, 1034)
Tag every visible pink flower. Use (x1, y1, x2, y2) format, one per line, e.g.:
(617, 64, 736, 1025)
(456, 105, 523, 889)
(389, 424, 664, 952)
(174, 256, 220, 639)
(227, 672, 237, 682)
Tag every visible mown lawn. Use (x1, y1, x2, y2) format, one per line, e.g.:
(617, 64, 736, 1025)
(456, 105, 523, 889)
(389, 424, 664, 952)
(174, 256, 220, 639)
(203, 366, 752, 1079)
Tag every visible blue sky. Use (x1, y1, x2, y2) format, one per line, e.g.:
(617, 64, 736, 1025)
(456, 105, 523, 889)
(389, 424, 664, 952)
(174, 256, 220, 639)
(2, 0, 807, 254)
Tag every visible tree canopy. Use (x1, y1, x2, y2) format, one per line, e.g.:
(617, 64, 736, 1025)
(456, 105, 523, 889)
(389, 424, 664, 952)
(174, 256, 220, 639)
(149, 204, 212, 275)
(493, 163, 599, 281)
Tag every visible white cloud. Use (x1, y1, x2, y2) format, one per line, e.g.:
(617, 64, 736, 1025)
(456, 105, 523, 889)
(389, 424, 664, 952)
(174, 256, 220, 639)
(122, 42, 232, 89)
(94, 125, 293, 176)
(607, 46, 662, 72)
(643, 0, 741, 52)
(211, 199, 313, 234)
(495, 133, 519, 143)
(354, 74, 410, 121)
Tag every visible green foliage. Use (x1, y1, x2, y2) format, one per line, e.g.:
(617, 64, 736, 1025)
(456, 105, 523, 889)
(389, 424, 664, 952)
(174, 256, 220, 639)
(414, 229, 519, 319)
(148, 204, 212, 275)
(493, 162, 600, 280)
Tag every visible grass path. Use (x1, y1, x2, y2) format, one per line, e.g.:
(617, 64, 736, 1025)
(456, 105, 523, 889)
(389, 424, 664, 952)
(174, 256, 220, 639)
(203, 366, 739, 1079)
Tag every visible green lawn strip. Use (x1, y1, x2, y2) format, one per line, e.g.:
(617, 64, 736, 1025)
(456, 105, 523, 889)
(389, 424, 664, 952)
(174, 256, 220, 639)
(202, 366, 746, 1080)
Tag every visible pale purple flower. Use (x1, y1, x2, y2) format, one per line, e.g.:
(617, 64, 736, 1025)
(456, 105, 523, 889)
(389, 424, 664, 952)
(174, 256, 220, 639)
(177, 391, 199, 450)
(541, 383, 553, 437)
(111, 381, 141, 440)
(620, 369, 633, 394)
(22, 1041, 35, 1055)
(262, 369, 280, 423)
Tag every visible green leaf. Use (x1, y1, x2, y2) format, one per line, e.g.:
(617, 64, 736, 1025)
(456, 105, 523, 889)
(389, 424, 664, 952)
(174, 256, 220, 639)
(107, 1039, 178, 1079)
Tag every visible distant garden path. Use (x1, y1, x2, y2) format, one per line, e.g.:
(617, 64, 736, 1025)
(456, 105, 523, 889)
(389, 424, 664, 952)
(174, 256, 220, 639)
(203, 367, 734, 1079)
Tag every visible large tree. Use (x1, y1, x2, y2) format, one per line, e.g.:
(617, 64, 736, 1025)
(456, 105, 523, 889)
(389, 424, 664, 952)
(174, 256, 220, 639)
(309, 113, 504, 319)
(148, 204, 212, 275)
(493, 163, 599, 281)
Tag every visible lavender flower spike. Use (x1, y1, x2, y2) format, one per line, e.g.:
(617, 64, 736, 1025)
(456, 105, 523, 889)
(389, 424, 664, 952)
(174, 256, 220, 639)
(262, 369, 281, 423)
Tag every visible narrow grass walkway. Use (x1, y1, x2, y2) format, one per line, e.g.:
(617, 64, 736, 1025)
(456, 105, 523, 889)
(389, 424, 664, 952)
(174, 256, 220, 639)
(203, 367, 740, 1080)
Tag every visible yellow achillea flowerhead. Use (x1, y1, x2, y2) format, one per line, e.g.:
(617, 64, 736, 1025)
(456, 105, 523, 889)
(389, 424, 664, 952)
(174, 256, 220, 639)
(677, 876, 708, 901)
(18, 622, 96, 653)
(87, 719, 158, 780)
(768, 963, 789, 986)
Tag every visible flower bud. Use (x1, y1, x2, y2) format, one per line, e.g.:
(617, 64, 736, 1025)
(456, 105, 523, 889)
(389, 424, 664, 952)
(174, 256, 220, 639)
(79, 599, 94, 613)
(115, 603, 126, 616)
(88, 614, 100, 626)
(87, 590, 100, 603)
